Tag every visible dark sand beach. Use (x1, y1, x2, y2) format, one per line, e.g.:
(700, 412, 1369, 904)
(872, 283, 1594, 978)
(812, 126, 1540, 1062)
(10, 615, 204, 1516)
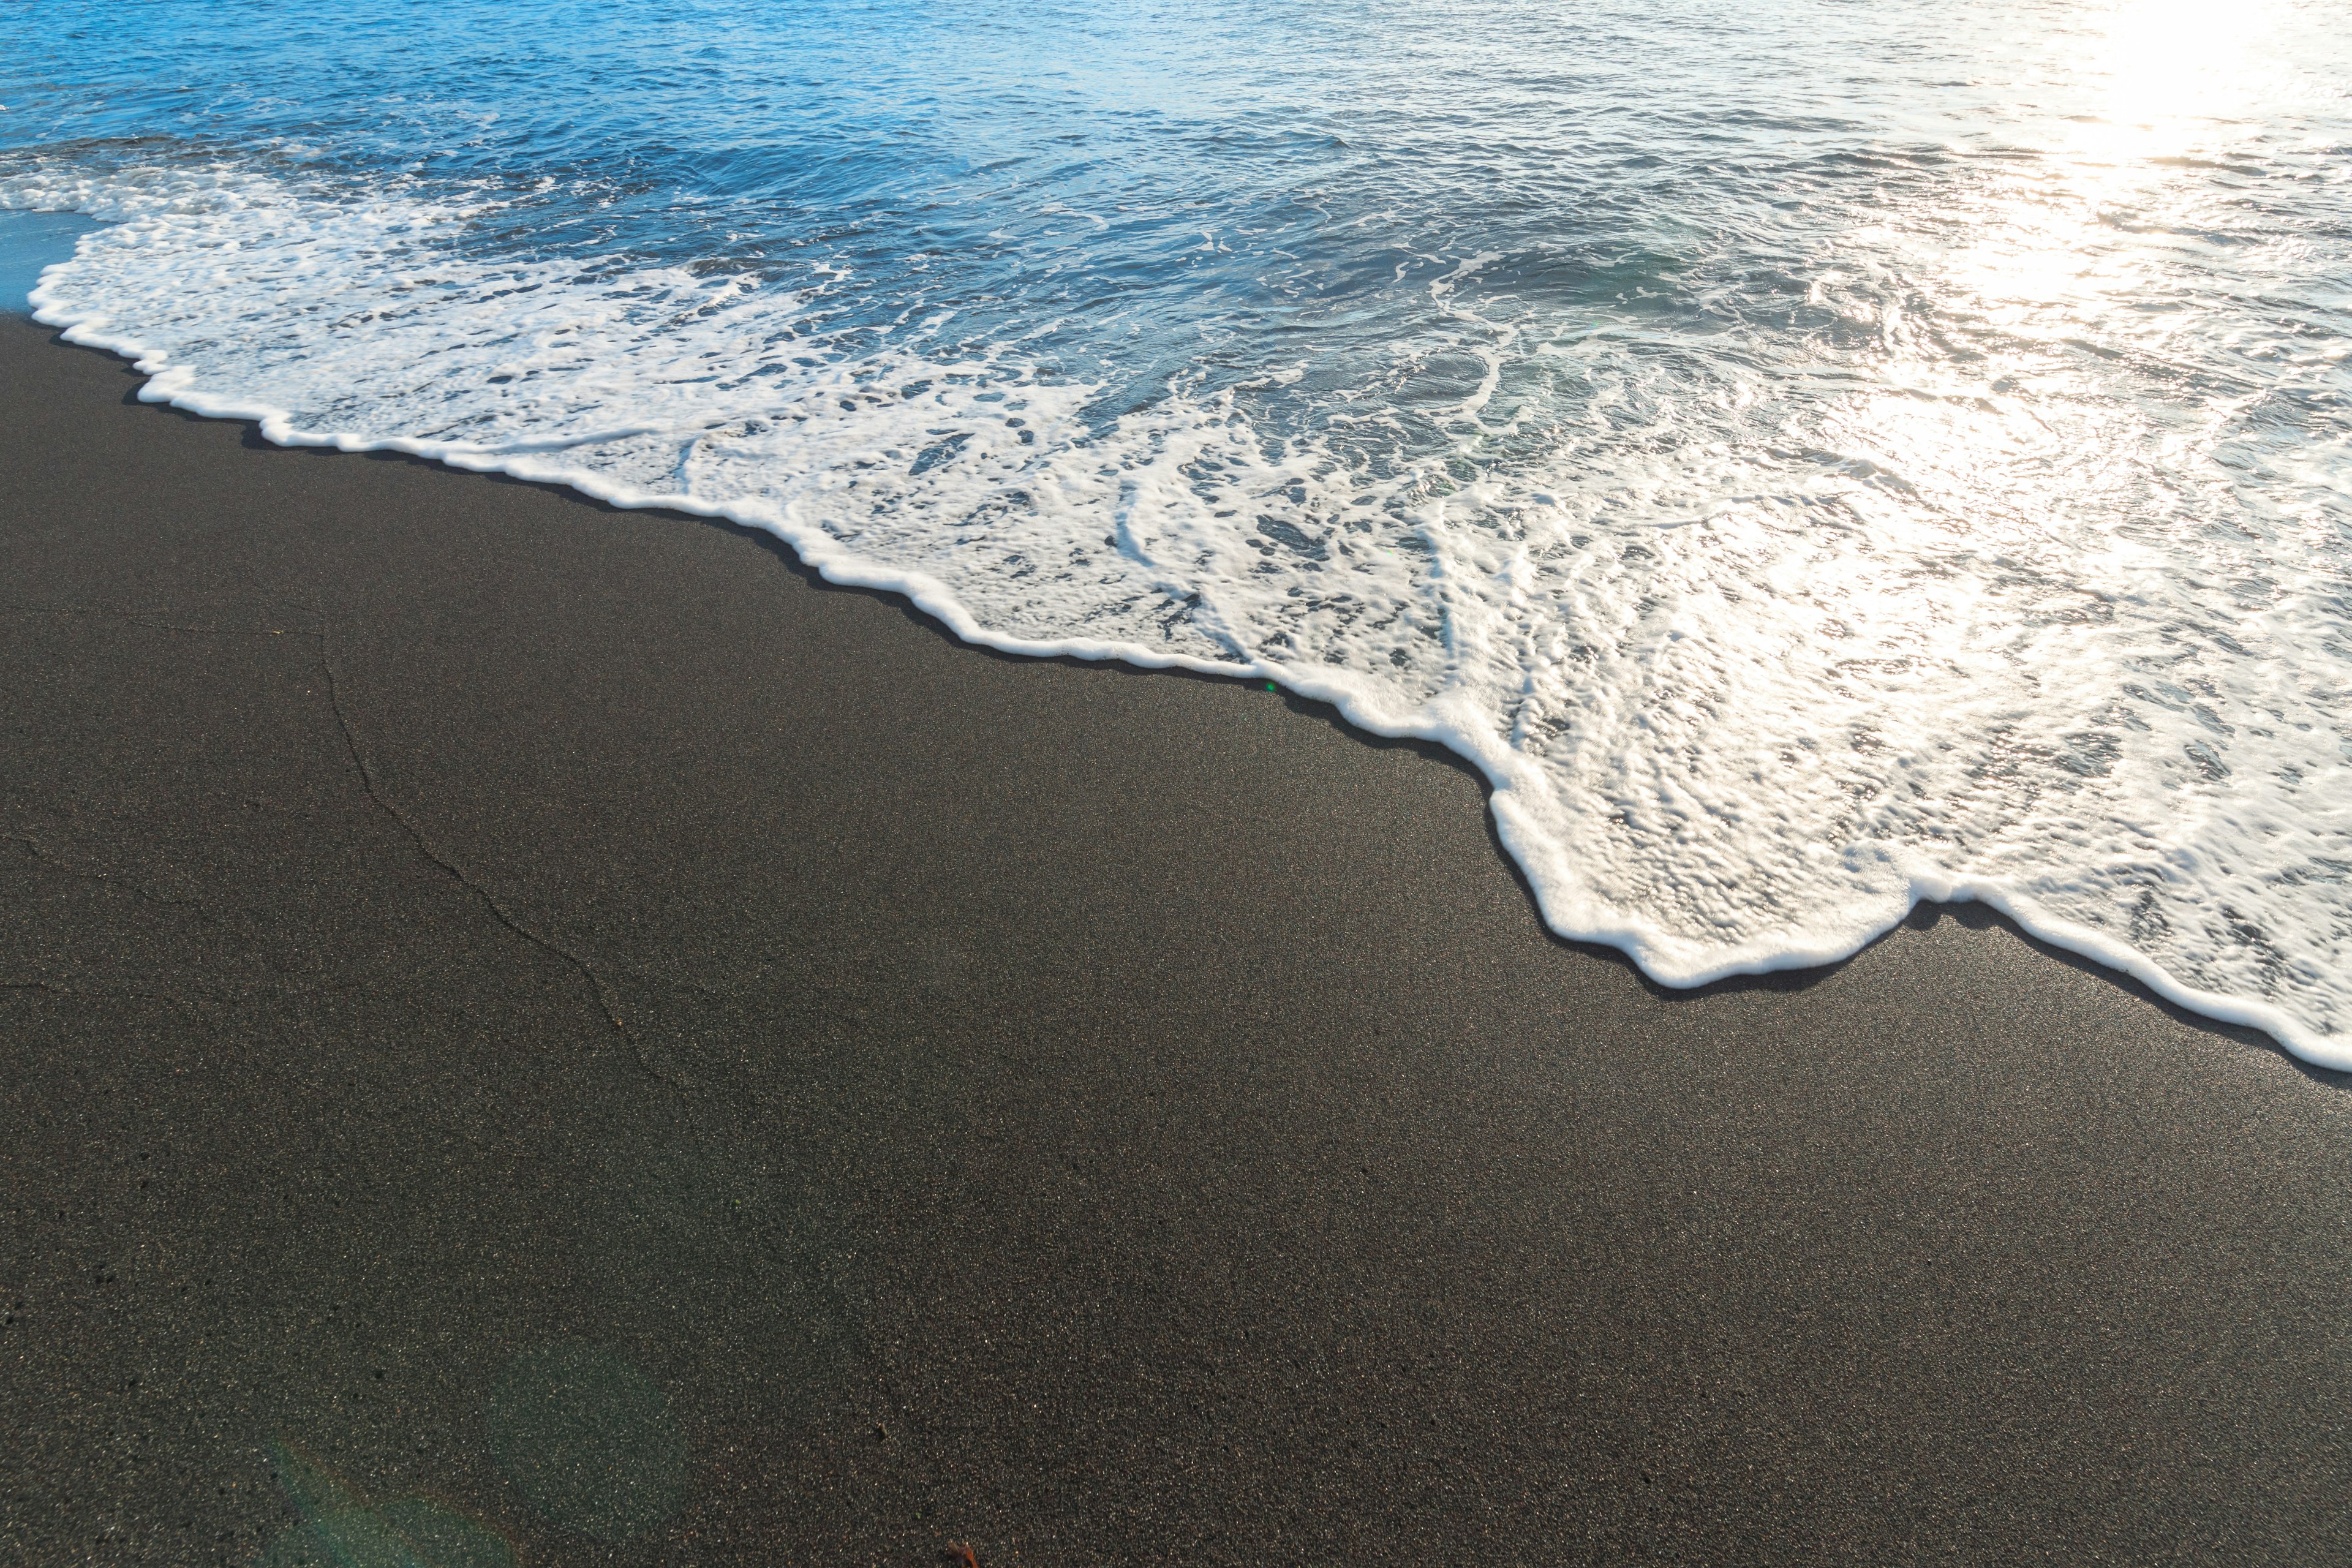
(5, 312, 2350, 1564)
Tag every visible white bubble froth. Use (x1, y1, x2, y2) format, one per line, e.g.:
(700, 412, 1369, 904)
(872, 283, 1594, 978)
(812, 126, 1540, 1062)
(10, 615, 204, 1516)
(13, 163, 2352, 1069)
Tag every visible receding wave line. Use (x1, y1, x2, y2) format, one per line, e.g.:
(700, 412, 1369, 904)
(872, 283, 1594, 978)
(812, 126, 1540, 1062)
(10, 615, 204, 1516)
(13, 160, 2352, 1071)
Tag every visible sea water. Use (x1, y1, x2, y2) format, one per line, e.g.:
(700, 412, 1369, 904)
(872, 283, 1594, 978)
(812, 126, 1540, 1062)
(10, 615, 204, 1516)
(4, 0, 2349, 1066)
(0, 209, 97, 309)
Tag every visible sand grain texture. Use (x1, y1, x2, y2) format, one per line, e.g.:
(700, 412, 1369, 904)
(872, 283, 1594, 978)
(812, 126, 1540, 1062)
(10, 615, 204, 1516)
(3, 317, 2350, 1565)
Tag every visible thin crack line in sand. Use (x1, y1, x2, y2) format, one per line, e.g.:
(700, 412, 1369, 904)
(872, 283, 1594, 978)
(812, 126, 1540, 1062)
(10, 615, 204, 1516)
(310, 621, 686, 1092)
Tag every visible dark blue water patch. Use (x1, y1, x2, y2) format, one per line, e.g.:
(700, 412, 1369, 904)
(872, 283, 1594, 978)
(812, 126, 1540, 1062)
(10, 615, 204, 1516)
(0, 209, 99, 312)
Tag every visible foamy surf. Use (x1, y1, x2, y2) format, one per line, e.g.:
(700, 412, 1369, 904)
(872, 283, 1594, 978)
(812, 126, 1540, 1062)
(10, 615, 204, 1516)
(7, 0, 2350, 1070)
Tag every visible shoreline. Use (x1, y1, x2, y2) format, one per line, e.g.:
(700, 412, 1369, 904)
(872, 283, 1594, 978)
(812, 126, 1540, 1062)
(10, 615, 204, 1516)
(6, 312, 2351, 1562)
(23, 287, 2340, 1071)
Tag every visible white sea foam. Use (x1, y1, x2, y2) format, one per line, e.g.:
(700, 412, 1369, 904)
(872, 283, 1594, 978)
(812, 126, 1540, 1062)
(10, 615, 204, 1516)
(11, 160, 2352, 1070)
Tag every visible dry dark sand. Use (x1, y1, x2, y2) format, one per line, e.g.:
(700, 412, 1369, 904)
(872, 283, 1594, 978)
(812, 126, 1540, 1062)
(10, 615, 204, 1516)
(4, 312, 2350, 1566)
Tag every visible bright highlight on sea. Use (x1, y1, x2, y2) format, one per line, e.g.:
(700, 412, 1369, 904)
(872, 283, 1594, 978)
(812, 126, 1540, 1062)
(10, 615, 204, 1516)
(4, 0, 2349, 1065)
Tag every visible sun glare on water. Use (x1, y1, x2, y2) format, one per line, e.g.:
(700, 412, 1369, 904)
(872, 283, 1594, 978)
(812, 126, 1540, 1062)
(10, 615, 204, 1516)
(1768, 0, 2311, 867)
(2084, 0, 2280, 164)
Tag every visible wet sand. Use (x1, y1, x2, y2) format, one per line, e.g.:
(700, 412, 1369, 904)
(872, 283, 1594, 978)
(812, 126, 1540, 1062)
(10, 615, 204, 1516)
(4, 313, 2350, 1565)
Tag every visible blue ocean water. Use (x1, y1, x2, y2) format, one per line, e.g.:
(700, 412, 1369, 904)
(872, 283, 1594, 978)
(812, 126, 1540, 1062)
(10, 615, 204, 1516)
(5, 0, 2350, 1063)
(0, 208, 96, 308)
